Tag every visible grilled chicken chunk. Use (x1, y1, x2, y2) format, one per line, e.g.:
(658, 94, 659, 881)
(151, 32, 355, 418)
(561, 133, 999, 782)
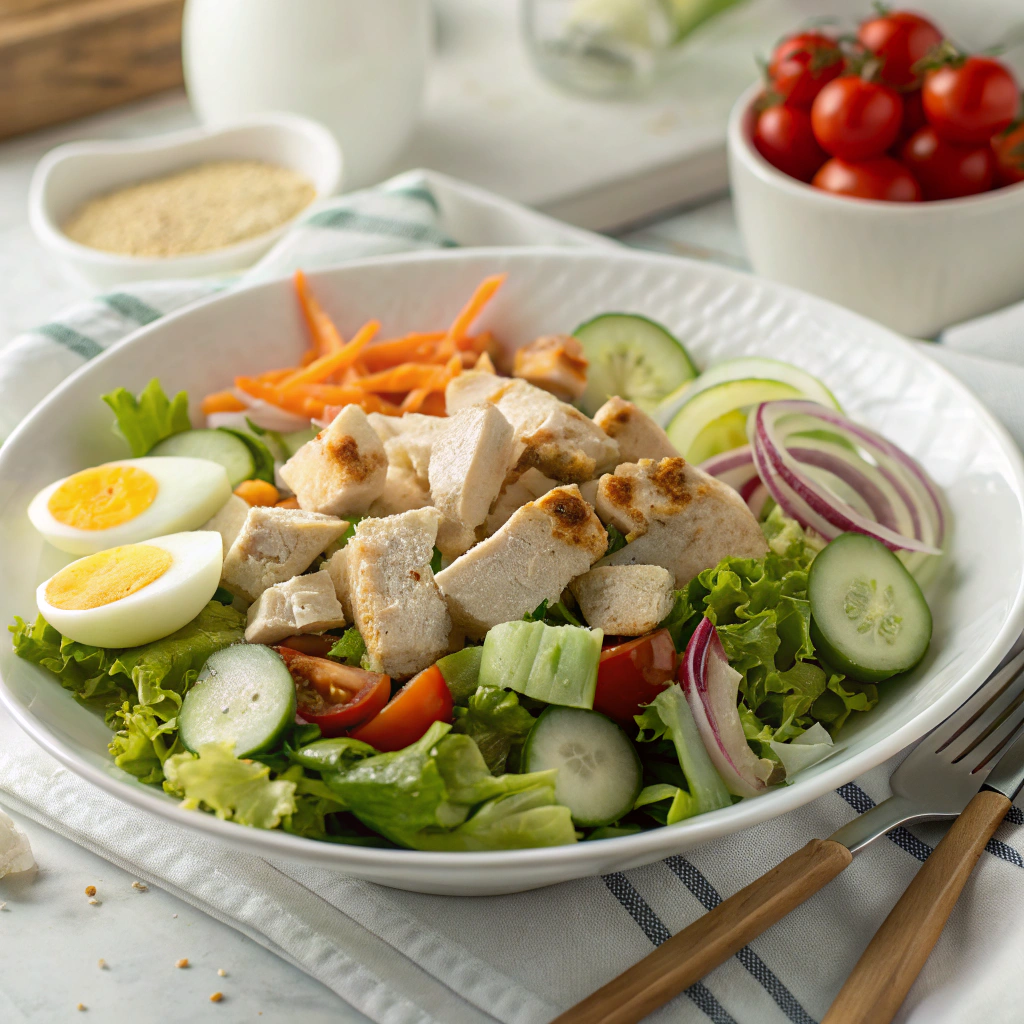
(280, 404, 387, 517)
(595, 457, 767, 587)
(436, 484, 607, 637)
(244, 569, 346, 645)
(512, 334, 588, 402)
(428, 403, 515, 558)
(483, 467, 557, 536)
(445, 372, 618, 483)
(367, 412, 447, 484)
(570, 565, 675, 636)
(593, 397, 679, 464)
(367, 466, 432, 518)
(221, 506, 348, 602)
(201, 494, 250, 555)
(335, 508, 451, 678)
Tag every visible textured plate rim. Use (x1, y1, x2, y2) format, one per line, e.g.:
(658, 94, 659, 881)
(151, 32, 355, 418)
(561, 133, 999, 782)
(3, 245, 1023, 878)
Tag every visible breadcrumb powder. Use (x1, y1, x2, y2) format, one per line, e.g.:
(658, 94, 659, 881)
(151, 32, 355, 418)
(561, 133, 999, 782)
(63, 161, 316, 258)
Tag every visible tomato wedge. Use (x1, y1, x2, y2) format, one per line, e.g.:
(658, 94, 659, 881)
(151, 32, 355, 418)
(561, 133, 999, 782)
(594, 629, 677, 729)
(350, 663, 454, 752)
(275, 646, 390, 737)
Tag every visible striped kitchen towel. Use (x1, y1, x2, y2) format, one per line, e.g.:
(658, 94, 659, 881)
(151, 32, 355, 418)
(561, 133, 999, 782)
(1, 168, 1023, 1024)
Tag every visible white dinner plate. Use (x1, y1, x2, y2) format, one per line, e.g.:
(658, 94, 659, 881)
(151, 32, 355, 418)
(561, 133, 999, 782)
(2, 247, 1023, 896)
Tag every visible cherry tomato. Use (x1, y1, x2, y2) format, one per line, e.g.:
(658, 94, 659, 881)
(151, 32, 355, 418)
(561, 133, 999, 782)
(594, 629, 678, 729)
(276, 647, 391, 737)
(277, 633, 336, 657)
(922, 57, 1019, 145)
(350, 663, 453, 752)
(900, 126, 995, 199)
(811, 76, 904, 161)
(857, 10, 942, 89)
(992, 122, 1024, 186)
(894, 89, 926, 148)
(768, 31, 844, 108)
(813, 156, 923, 201)
(753, 103, 828, 182)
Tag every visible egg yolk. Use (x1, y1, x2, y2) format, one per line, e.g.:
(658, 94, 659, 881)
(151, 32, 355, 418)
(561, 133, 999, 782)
(47, 465, 158, 531)
(45, 544, 172, 611)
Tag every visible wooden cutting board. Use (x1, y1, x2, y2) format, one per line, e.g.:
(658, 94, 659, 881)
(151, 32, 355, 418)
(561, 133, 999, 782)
(0, 0, 184, 140)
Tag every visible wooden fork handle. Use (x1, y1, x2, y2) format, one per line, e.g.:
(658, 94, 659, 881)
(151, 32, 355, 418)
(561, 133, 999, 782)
(551, 839, 852, 1024)
(823, 788, 1011, 1024)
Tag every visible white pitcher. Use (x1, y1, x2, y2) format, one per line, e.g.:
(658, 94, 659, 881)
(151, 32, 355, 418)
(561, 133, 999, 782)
(182, 0, 432, 190)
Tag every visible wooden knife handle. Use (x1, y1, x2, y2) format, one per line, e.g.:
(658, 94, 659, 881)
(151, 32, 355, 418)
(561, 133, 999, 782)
(823, 788, 1011, 1024)
(551, 838, 853, 1024)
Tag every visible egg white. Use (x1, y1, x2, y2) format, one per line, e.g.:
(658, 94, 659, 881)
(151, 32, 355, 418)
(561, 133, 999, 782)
(28, 457, 232, 555)
(37, 531, 223, 648)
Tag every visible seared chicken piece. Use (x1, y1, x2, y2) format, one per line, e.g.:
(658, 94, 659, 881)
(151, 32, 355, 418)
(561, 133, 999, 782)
(201, 494, 250, 555)
(593, 397, 679, 464)
(512, 334, 588, 403)
(244, 569, 346, 645)
(340, 508, 452, 678)
(595, 457, 767, 587)
(436, 484, 607, 638)
(280, 405, 387, 517)
(367, 412, 447, 484)
(578, 478, 600, 509)
(484, 467, 557, 536)
(429, 403, 515, 558)
(221, 506, 348, 602)
(325, 545, 352, 621)
(367, 466, 431, 518)
(445, 372, 618, 483)
(570, 565, 675, 636)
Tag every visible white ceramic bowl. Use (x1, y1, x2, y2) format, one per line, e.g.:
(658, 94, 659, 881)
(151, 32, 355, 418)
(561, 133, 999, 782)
(29, 113, 343, 290)
(728, 82, 1024, 338)
(2, 247, 1023, 896)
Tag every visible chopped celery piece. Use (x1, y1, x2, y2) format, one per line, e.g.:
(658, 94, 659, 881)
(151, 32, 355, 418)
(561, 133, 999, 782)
(479, 620, 603, 709)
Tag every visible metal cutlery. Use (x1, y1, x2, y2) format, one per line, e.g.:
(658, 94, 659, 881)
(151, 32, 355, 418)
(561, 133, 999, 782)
(553, 648, 1024, 1024)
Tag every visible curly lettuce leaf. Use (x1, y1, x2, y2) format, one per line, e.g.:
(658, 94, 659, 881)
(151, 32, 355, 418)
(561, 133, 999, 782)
(163, 742, 297, 828)
(452, 685, 536, 774)
(102, 378, 190, 456)
(108, 702, 182, 784)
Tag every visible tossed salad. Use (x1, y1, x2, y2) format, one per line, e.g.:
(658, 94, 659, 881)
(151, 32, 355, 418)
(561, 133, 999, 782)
(11, 273, 948, 849)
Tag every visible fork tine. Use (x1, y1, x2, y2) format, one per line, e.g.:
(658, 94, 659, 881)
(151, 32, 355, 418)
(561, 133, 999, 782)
(949, 685, 1024, 766)
(967, 698, 1024, 774)
(929, 649, 1024, 753)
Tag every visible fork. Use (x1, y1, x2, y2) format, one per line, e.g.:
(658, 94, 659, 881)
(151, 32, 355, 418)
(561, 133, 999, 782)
(553, 647, 1024, 1024)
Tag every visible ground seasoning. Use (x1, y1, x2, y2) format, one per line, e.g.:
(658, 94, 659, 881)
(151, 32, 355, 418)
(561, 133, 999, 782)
(64, 160, 316, 258)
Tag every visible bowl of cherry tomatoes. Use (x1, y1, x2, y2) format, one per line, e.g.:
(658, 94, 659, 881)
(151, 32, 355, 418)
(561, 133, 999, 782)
(728, 7, 1024, 337)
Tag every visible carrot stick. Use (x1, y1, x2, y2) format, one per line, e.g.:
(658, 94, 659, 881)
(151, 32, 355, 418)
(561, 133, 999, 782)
(351, 363, 448, 393)
(294, 270, 345, 354)
(201, 391, 248, 415)
(361, 332, 446, 371)
(235, 377, 312, 416)
(400, 388, 430, 413)
(255, 368, 295, 383)
(418, 392, 447, 417)
(447, 275, 505, 347)
(279, 320, 380, 388)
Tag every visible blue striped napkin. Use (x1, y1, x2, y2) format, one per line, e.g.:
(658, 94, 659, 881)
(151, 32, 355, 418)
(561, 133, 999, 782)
(1, 169, 1022, 1024)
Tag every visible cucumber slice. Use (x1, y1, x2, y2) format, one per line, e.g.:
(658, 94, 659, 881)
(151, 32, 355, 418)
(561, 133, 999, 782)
(479, 620, 603, 708)
(522, 706, 641, 826)
(808, 532, 932, 683)
(666, 378, 804, 459)
(685, 409, 749, 464)
(281, 427, 318, 457)
(151, 429, 255, 487)
(657, 356, 840, 426)
(179, 644, 297, 756)
(437, 646, 484, 705)
(573, 313, 698, 416)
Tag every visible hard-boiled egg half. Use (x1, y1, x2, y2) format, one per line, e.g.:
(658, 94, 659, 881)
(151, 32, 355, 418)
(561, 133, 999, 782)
(28, 457, 231, 555)
(37, 531, 222, 648)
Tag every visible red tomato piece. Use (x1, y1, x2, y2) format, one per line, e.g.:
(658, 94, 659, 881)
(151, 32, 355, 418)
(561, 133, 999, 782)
(923, 57, 1020, 145)
(857, 10, 942, 89)
(350, 663, 453, 752)
(900, 126, 995, 199)
(992, 122, 1024, 186)
(753, 103, 828, 182)
(594, 629, 678, 729)
(276, 646, 391, 737)
(812, 76, 904, 161)
(768, 31, 844, 108)
(813, 156, 923, 202)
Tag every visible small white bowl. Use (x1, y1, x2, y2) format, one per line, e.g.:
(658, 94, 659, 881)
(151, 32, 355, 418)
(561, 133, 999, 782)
(728, 83, 1024, 338)
(29, 113, 343, 290)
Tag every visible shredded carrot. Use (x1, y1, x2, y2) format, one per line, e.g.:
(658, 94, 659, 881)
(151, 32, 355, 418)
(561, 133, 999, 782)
(201, 391, 247, 415)
(207, 272, 505, 424)
(294, 270, 344, 354)
(446, 274, 505, 348)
